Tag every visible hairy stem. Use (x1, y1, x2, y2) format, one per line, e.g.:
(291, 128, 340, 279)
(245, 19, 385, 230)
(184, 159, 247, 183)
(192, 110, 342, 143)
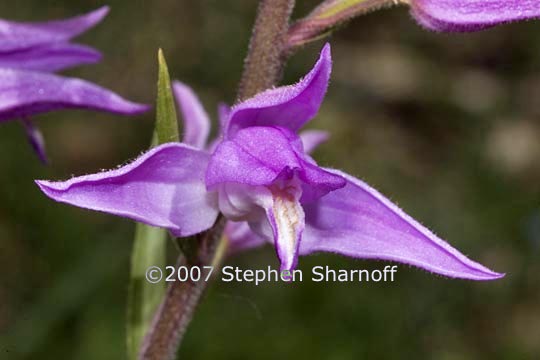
(238, 0, 296, 101)
(138, 1, 295, 359)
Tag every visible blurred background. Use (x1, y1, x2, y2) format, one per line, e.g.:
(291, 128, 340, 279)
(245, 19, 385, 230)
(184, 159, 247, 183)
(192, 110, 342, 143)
(0, 0, 539, 359)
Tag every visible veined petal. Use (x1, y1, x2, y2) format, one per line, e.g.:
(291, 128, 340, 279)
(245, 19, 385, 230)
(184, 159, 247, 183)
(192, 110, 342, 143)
(226, 220, 267, 254)
(301, 169, 504, 280)
(173, 81, 210, 149)
(300, 130, 329, 154)
(36, 143, 219, 237)
(206, 126, 345, 199)
(0, 6, 109, 53)
(0, 43, 101, 72)
(411, 0, 540, 32)
(0, 68, 149, 122)
(226, 43, 331, 137)
(246, 179, 305, 271)
(268, 180, 305, 271)
(268, 200, 305, 271)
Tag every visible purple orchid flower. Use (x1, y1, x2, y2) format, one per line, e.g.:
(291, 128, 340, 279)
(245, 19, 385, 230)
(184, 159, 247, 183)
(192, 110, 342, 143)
(0, 6, 149, 162)
(36, 44, 502, 280)
(410, 0, 540, 32)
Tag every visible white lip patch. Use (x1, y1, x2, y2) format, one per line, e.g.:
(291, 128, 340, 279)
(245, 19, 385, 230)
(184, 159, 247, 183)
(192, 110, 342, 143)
(269, 180, 305, 271)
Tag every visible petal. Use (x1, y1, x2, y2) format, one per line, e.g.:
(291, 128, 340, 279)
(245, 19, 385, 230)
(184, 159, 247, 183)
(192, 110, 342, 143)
(207, 126, 302, 187)
(36, 143, 219, 237)
(299, 130, 329, 154)
(411, 0, 540, 32)
(0, 68, 149, 122)
(0, 43, 101, 72)
(172, 81, 210, 149)
(0, 6, 109, 53)
(300, 169, 504, 280)
(225, 220, 267, 254)
(21, 118, 47, 164)
(226, 43, 331, 137)
(206, 126, 345, 200)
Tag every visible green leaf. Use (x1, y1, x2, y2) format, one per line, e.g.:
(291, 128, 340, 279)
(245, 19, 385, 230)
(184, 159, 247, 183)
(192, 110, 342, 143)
(156, 48, 180, 144)
(127, 49, 181, 360)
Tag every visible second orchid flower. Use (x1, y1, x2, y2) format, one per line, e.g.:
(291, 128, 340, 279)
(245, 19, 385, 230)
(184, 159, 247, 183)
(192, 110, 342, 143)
(0, 6, 149, 162)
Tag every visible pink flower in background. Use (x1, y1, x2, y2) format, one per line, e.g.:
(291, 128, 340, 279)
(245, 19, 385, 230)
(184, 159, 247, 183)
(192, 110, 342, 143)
(411, 0, 540, 32)
(0, 6, 149, 162)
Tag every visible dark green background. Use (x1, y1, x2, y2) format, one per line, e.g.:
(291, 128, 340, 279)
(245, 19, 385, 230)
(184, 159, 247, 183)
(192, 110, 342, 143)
(0, 1, 539, 359)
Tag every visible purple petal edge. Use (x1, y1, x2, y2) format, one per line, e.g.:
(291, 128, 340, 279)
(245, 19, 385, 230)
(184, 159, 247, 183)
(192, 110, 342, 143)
(172, 81, 211, 149)
(36, 143, 219, 237)
(0, 6, 110, 53)
(301, 169, 504, 281)
(226, 43, 332, 137)
(411, 0, 540, 32)
(0, 43, 102, 72)
(0, 68, 149, 122)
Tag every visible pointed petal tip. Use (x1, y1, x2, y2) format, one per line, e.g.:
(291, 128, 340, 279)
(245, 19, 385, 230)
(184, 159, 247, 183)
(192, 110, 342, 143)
(36, 179, 64, 195)
(97, 5, 111, 15)
(437, 265, 505, 281)
(226, 42, 333, 136)
(317, 42, 332, 75)
(82, 47, 103, 63)
(300, 169, 506, 282)
(88, 5, 110, 23)
(36, 143, 219, 237)
(61, 5, 111, 35)
(321, 42, 331, 58)
(36, 180, 64, 203)
(486, 271, 505, 280)
(468, 267, 505, 281)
